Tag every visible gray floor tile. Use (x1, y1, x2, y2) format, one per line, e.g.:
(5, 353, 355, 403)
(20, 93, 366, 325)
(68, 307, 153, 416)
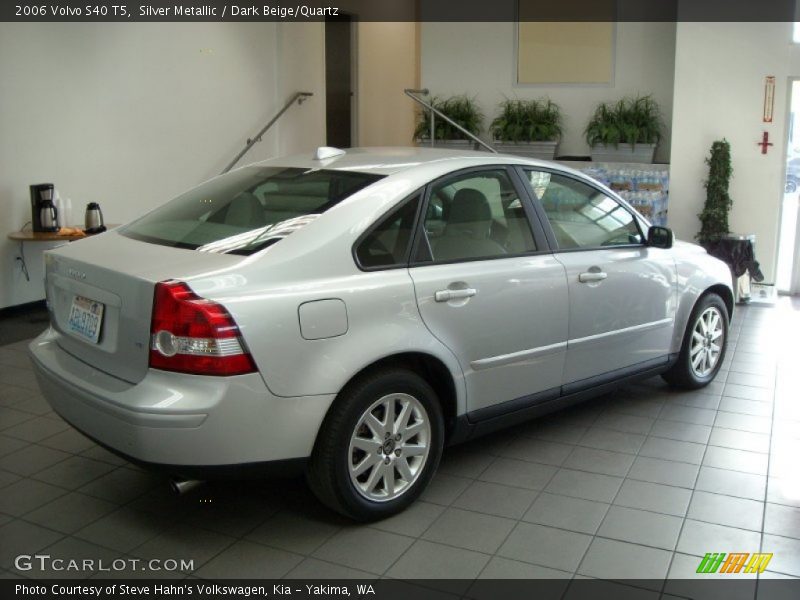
(649, 420, 711, 444)
(437, 445, 495, 479)
(131, 524, 237, 570)
(522, 492, 609, 534)
(761, 535, 800, 577)
(614, 479, 691, 516)
(668, 390, 721, 410)
(606, 397, 664, 418)
(498, 522, 592, 572)
(478, 457, 557, 491)
(452, 480, 537, 519)
(0, 519, 64, 569)
(0, 434, 28, 457)
(2, 415, 69, 443)
(386, 539, 489, 583)
(719, 397, 773, 417)
(194, 540, 302, 579)
(639, 437, 706, 465)
(591, 413, 654, 435)
(659, 404, 717, 426)
(767, 477, 800, 508)
(695, 466, 766, 501)
(80, 467, 162, 504)
(24, 491, 117, 534)
(764, 503, 800, 539)
(578, 537, 672, 582)
(79, 445, 128, 466)
(579, 427, 645, 454)
(286, 557, 374, 579)
(0, 443, 69, 476)
(522, 420, 587, 444)
(545, 468, 623, 503)
(0, 478, 67, 516)
(726, 371, 775, 389)
(562, 446, 634, 477)
(38, 429, 96, 454)
(31, 537, 120, 579)
(0, 469, 21, 489)
(33, 455, 116, 490)
(723, 384, 773, 402)
(419, 473, 472, 506)
(74, 507, 171, 552)
(477, 556, 572, 579)
(596, 505, 682, 550)
(422, 507, 516, 554)
(499, 437, 574, 466)
(313, 528, 414, 574)
(369, 500, 444, 538)
(714, 411, 771, 434)
(676, 519, 761, 556)
(687, 491, 764, 531)
(709, 427, 771, 453)
(246, 510, 341, 555)
(703, 445, 768, 475)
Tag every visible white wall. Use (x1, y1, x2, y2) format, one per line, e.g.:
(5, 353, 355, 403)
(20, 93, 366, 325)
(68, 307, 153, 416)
(420, 22, 676, 162)
(0, 22, 326, 309)
(669, 22, 800, 282)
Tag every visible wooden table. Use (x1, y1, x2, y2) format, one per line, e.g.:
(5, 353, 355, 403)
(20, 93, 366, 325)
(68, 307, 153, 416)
(7, 226, 118, 282)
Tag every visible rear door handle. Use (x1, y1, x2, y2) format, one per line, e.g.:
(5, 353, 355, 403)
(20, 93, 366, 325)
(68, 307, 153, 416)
(578, 271, 608, 283)
(434, 288, 477, 302)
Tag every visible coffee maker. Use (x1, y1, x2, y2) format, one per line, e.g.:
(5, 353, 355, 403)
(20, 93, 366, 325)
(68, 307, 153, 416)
(30, 183, 58, 232)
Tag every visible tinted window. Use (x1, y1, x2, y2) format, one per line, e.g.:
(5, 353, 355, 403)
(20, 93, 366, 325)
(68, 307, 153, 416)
(120, 167, 383, 255)
(356, 194, 421, 268)
(524, 170, 643, 249)
(419, 169, 537, 263)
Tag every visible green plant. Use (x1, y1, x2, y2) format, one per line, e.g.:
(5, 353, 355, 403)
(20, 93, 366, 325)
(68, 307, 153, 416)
(584, 95, 663, 148)
(490, 98, 563, 142)
(414, 95, 483, 141)
(697, 139, 734, 244)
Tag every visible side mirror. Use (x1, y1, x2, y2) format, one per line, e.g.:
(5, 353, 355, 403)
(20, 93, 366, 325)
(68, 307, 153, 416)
(647, 225, 673, 249)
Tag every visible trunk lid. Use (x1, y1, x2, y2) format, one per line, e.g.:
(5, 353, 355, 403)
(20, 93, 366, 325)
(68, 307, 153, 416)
(45, 231, 244, 383)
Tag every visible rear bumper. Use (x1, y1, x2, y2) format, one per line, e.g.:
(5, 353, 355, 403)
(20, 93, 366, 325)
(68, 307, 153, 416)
(29, 328, 334, 471)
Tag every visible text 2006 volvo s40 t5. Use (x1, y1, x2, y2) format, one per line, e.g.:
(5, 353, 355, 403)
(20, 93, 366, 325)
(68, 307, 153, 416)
(30, 147, 733, 520)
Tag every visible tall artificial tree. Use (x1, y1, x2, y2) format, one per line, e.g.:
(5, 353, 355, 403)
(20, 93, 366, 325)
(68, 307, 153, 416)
(697, 139, 733, 244)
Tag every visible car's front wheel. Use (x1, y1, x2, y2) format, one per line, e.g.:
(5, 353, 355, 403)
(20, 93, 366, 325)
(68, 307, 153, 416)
(307, 368, 444, 521)
(663, 292, 729, 389)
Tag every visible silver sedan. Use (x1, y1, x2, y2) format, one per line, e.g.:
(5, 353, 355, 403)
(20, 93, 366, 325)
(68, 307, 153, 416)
(29, 147, 733, 520)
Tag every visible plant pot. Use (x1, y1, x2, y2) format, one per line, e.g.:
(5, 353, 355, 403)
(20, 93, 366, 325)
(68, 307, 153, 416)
(416, 138, 480, 151)
(590, 143, 657, 164)
(493, 140, 558, 161)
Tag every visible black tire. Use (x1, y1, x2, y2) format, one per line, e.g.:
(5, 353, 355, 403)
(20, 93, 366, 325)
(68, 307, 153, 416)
(662, 292, 729, 389)
(786, 179, 797, 194)
(306, 368, 445, 521)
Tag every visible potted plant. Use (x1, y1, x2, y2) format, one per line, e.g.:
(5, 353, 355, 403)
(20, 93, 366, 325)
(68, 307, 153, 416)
(490, 98, 563, 160)
(414, 95, 484, 150)
(697, 139, 733, 244)
(585, 95, 663, 163)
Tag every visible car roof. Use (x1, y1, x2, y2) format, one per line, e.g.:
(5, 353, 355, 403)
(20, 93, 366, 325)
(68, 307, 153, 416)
(249, 146, 581, 177)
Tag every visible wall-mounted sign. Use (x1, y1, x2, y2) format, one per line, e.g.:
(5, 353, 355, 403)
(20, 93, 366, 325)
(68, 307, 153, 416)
(764, 76, 776, 123)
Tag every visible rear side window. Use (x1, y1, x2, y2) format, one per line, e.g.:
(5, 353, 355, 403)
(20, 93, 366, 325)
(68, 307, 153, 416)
(355, 194, 421, 269)
(120, 167, 383, 255)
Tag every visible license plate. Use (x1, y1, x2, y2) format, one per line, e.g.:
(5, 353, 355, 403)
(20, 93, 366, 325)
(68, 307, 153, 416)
(67, 296, 104, 344)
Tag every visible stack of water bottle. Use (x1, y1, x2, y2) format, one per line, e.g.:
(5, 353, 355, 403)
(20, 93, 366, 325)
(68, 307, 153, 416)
(580, 165, 669, 227)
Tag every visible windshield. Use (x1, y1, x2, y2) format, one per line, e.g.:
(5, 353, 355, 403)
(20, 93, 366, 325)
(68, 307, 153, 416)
(120, 167, 383, 255)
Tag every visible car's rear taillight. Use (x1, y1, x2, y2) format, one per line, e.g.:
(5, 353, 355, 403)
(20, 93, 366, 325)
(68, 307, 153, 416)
(149, 280, 256, 376)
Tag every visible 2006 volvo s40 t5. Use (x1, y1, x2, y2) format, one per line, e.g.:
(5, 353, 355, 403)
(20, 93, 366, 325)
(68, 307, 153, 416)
(30, 147, 733, 520)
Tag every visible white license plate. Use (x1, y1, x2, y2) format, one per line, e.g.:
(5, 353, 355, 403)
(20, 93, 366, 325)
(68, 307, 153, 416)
(67, 296, 104, 344)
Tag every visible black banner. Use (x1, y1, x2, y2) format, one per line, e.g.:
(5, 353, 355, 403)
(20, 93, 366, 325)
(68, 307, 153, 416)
(1, 0, 800, 22)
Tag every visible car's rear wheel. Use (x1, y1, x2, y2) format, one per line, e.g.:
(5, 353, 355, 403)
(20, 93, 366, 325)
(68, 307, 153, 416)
(307, 368, 444, 521)
(662, 292, 729, 389)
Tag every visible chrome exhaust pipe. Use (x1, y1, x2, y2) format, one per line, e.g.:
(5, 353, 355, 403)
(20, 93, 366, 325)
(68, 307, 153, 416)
(170, 478, 204, 495)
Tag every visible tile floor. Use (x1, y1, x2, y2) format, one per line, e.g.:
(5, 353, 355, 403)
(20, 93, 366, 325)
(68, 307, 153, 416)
(0, 300, 799, 588)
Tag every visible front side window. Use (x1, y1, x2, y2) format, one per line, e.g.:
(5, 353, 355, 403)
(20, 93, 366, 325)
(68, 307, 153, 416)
(524, 170, 643, 249)
(121, 167, 383, 255)
(419, 169, 537, 263)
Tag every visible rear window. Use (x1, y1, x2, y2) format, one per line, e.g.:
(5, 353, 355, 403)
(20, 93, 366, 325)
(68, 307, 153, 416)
(120, 167, 383, 255)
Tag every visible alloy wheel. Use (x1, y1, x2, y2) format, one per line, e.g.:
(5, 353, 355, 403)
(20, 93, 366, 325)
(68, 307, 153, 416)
(690, 306, 724, 378)
(348, 393, 431, 502)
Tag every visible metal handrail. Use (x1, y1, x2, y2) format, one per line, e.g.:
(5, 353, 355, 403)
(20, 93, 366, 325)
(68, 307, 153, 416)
(222, 91, 313, 174)
(404, 88, 497, 153)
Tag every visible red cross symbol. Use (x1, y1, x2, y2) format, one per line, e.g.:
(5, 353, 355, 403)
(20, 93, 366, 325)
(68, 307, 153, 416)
(757, 131, 773, 154)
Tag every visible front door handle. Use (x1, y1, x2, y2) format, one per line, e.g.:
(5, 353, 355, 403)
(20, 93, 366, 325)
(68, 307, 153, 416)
(578, 271, 608, 283)
(434, 288, 477, 302)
